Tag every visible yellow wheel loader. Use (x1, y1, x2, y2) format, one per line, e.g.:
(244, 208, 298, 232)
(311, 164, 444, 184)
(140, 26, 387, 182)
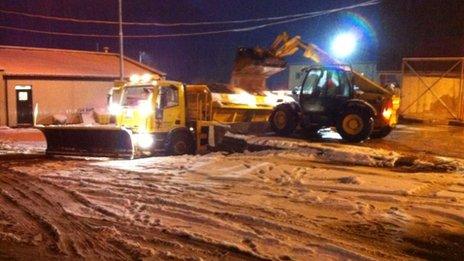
(234, 32, 401, 142)
(37, 75, 275, 158)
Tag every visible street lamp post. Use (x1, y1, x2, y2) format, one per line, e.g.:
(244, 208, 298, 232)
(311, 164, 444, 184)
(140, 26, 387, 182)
(118, 0, 124, 80)
(139, 51, 145, 63)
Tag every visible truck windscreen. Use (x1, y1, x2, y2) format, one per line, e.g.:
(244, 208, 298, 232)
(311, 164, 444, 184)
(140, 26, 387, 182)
(122, 86, 153, 106)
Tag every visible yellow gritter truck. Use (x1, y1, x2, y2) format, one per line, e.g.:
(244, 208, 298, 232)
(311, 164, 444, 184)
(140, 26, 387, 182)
(37, 75, 275, 158)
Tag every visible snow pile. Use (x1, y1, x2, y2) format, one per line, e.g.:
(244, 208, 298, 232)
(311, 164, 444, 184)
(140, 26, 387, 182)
(0, 141, 45, 155)
(225, 132, 464, 172)
(226, 132, 400, 166)
(0, 127, 45, 155)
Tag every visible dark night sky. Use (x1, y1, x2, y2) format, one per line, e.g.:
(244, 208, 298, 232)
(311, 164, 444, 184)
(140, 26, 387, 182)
(379, 0, 464, 70)
(0, 0, 463, 88)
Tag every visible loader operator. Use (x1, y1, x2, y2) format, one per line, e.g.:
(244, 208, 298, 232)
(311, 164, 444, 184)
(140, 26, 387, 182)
(313, 70, 339, 97)
(324, 71, 338, 96)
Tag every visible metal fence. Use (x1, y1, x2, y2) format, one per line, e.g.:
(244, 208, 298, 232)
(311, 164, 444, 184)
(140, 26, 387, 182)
(400, 57, 464, 122)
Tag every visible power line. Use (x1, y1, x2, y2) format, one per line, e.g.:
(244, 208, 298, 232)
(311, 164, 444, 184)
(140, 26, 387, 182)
(0, 0, 380, 38)
(0, 25, 115, 37)
(0, 0, 379, 27)
(0, 8, 307, 26)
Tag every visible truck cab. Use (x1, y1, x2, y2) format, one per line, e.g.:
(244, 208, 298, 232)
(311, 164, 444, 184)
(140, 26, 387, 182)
(109, 79, 195, 155)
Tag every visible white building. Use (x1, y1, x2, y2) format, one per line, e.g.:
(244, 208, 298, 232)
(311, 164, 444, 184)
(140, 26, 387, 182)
(0, 46, 165, 126)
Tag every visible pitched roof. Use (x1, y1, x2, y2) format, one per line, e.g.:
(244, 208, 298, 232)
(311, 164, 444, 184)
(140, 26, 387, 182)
(0, 45, 166, 78)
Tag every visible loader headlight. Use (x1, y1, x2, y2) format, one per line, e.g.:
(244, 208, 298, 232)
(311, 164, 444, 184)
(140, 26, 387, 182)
(108, 103, 122, 115)
(382, 99, 394, 120)
(134, 133, 154, 149)
(382, 108, 392, 120)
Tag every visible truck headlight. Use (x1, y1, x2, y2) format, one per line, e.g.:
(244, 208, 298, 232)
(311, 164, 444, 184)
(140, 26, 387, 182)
(130, 74, 141, 83)
(141, 73, 152, 83)
(108, 103, 121, 115)
(134, 133, 154, 149)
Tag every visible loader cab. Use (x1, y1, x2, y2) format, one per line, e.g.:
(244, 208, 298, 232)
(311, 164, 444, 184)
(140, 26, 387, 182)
(298, 66, 352, 124)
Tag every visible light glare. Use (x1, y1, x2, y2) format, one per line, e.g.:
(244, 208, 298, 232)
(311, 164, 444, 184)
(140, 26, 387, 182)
(138, 100, 153, 117)
(331, 32, 357, 58)
(108, 103, 121, 115)
(130, 74, 140, 83)
(134, 133, 154, 149)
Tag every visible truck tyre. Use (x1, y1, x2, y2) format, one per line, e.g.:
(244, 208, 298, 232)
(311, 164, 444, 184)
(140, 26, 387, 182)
(166, 131, 194, 155)
(370, 126, 393, 139)
(336, 107, 374, 142)
(269, 104, 298, 136)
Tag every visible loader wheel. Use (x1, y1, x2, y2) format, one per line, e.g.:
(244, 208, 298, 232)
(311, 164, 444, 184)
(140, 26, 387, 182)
(269, 105, 297, 136)
(166, 131, 193, 155)
(370, 126, 393, 139)
(336, 107, 373, 142)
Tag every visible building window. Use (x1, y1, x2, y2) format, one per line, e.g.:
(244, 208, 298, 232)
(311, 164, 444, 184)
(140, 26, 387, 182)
(15, 85, 32, 90)
(18, 91, 28, 101)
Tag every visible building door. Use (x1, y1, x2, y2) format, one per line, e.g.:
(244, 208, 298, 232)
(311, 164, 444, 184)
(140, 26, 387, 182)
(15, 85, 33, 125)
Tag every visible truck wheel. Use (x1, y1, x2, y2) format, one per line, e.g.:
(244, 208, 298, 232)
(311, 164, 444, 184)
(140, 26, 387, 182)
(370, 126, 393, 139)
(166, 131, 193, 155)
(336, 108, 373, 142)
(269, 105, 297, 136)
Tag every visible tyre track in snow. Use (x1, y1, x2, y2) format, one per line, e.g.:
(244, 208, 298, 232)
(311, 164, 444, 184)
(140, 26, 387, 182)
(29, 160, 392, 259)
(0, 160, 421, 261)
(0, 165, 134, 259)
(2, 154, 463, 260)
(4, 160, 375, 259)
(0, 162, 275, 260)
(37, 166, 324, 259)
(187, 153, 464, 259)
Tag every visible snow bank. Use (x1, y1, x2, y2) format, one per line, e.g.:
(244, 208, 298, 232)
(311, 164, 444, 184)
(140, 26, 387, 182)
(0, 141, 45, 155)
(225, 132, 464, 172)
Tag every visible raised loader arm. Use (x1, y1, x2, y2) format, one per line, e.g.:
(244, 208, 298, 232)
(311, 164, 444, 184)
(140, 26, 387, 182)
(233, 32, 391, 95)
(270, 32, 391, 95)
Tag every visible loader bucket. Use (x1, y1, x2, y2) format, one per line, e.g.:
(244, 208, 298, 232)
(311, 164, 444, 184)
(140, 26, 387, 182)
(37, 126, 134, 159)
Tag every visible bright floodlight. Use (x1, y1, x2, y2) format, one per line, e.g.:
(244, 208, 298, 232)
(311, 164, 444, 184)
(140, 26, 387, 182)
(331, 32, 357, 59)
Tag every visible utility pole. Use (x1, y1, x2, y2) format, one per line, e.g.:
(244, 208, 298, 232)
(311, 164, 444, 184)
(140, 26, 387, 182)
(138, 51, 145, 63)
(118, 0, 124, 80)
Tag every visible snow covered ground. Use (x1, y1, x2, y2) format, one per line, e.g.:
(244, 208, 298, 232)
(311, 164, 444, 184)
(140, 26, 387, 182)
(0, 125, 463, 260)
(0, 127, 45, 155)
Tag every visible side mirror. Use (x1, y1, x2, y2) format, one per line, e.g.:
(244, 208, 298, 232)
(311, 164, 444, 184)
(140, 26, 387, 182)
(291, 86, 301, 95)
(352, 85, 364, 95)
(106, 94, 111, 106)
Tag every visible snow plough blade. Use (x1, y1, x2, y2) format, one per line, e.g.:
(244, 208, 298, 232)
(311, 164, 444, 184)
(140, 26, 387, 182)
(37, 126, 134, 159)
